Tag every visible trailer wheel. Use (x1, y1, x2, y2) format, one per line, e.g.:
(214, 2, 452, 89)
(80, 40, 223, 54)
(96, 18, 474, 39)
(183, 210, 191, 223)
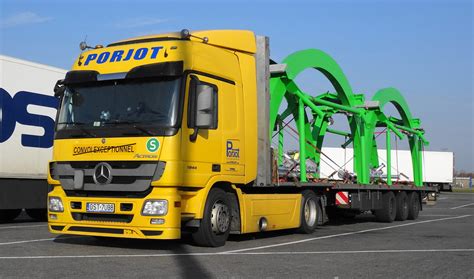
(375, 191, 396, 223)
(0, 209, 22, 223)
(395, 192, 409, 221)
(407, 192, 420, 220)
(192, 188, 232, 247)
(297, 190, 320, 234)
(25, 208, 47, 221)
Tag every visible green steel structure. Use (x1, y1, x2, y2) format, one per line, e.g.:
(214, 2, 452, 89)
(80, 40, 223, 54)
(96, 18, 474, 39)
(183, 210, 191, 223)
(269, 49, 428, 186)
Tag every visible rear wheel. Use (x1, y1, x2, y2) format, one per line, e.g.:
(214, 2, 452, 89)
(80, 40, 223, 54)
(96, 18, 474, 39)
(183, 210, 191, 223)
(297, 190, 320, 234)
(407, 192, 420, 220)
(25, 208, 47, 221)
(0, 209, 22, 223)
(395, 192, 408, 221)
(192, 188, 232, 247)
(375, 191, 396, 223)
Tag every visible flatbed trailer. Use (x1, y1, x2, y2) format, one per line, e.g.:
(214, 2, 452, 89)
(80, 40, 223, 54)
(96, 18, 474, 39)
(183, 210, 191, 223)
(47, 30, 436, 247)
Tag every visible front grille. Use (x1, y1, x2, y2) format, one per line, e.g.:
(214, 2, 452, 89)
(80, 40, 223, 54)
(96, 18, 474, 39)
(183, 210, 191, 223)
(69, 226, 124, 234)
(50, 161, 165, 195)
(50, 225, 65, 231)
(120, 203, 133, 211)
(65, 188, 152, 198)
(83, 176, 141, 185)
(70, 202, 82, 209)
(72, 212, 133, 223)
(69, 161, 143, 170)
(141, 230, 163, 236)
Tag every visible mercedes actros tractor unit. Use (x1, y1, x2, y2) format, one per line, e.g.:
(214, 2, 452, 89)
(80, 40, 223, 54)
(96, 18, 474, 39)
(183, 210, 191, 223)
(47, 30, 435, 247)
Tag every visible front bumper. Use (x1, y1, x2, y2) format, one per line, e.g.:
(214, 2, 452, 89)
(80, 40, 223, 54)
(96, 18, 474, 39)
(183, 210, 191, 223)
(48, 186, 181, 239)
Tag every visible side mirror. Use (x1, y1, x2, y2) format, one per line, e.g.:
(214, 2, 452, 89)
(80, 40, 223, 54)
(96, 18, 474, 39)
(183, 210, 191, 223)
(195, 84, 217, 128)
(53, 79, 65, 98)
(189, 77, 217, 141)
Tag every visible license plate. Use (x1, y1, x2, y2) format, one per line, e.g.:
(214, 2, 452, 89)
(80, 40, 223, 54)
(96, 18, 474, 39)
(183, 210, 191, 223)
(86, 203, 115, 213)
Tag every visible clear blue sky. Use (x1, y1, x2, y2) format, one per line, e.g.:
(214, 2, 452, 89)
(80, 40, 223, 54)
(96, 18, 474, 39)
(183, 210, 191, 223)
(1, 0, 472, 171)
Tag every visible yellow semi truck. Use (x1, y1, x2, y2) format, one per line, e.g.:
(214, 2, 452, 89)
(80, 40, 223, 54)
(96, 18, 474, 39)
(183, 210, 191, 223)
(48, 29, 435, 247)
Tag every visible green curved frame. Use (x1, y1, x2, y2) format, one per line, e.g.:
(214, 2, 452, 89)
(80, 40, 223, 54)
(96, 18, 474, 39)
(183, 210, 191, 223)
(270, 49, 428, 186)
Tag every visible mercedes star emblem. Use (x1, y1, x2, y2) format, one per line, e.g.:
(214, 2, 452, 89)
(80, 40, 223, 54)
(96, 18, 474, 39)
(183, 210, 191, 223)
(93, 162, 113, 185)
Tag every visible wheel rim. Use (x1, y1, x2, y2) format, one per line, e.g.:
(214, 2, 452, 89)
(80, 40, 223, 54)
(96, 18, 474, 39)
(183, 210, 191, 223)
(304, 198, 317, 227)
(210, 200, 230, 234)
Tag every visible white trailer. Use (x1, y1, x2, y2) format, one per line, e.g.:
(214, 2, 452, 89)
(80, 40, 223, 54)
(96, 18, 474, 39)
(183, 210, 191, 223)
(319, 147, 454, 191)
(0, 55, 66, 221)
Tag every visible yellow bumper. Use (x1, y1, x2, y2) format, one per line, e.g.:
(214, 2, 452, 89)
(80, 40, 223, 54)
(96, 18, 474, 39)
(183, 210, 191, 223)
(48, 186, 182, 239)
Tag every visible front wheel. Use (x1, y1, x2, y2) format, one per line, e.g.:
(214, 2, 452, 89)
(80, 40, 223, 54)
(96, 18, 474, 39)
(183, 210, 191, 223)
(297, 190, 320, 234)
(192, 188, 232, 247)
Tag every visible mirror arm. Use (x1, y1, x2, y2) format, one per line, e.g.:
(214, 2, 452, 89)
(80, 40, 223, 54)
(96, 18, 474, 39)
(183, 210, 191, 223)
(189, 127, 199, 142)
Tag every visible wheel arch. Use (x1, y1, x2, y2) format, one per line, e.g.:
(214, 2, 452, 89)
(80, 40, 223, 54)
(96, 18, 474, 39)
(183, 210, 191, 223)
(184, 178, 238, 220)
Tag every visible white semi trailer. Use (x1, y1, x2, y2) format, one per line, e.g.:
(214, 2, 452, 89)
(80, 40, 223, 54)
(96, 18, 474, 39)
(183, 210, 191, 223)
(0, 55, 66, 222)
(319, 147, 454, 191)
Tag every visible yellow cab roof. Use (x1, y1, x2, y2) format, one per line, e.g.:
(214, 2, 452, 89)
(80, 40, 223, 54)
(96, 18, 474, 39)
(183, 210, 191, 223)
(109, 30, 257, 54)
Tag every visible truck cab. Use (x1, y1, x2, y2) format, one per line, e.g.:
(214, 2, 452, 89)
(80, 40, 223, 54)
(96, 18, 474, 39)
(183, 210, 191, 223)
(48, 30, 278, 245)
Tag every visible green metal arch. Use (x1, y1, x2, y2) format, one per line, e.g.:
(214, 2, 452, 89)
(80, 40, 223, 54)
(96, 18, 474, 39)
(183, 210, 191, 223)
(270, 49, 358, 132)
(283, 49, 356, 107)
(372, 87, 414, 127)
(270, 49, 372, 183)
(269, 49, 426, 186)
(371, 88, 424, 186)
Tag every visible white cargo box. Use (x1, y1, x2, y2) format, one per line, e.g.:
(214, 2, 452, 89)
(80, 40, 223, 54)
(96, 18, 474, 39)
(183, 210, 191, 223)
(0, 55, 66, 179)
(319, 147, 453, 184)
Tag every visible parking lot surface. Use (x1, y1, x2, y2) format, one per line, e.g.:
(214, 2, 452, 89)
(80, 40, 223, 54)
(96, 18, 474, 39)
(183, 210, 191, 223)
(0, 192, 473, 278)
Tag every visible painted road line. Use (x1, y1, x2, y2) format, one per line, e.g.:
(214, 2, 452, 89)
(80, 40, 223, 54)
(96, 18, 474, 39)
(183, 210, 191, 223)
(0, 236, 82, 246)
(451, 203, 474, 210)
(0, 224, 46, 230)
(0, 238, 57, 246)
(422, 215, 455, 217)
(0, 249, 472, 260)
(221, 215, 472, 254)
(239, 249, 474, 255)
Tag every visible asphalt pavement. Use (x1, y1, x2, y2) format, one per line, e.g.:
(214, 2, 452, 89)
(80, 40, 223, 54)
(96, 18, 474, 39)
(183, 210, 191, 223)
(0, 192, 473, 278)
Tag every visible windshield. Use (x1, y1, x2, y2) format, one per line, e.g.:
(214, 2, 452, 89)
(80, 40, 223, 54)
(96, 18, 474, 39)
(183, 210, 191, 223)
(56, 77, 181, 138)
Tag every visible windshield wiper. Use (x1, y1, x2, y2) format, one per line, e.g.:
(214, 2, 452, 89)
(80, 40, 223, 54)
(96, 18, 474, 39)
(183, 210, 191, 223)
(104, 120, 154, 136)
(57, 122, 97, 137)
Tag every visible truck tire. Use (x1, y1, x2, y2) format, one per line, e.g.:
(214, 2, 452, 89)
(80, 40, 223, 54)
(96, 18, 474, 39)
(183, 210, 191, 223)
(297, 190, 320, 234)
(395, 192, 409, 221)
(375, 191, 396, 223)
(192, 188, 232, 247)
(407, 192, 420, 220)
(25, 208, 47, 221)
(0, 209, 22, 223)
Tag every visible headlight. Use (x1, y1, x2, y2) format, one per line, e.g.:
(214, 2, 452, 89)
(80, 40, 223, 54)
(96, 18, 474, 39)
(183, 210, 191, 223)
(142, 200, 168, 216)
(48, 197, 64, 212)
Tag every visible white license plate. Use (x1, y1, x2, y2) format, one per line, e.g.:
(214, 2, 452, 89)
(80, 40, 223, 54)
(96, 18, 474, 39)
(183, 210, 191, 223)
(86, 203, 115, 213)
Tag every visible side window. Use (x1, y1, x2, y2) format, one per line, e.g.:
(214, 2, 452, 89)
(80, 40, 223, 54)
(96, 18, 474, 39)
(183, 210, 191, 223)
(187, 75, 218, 130)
